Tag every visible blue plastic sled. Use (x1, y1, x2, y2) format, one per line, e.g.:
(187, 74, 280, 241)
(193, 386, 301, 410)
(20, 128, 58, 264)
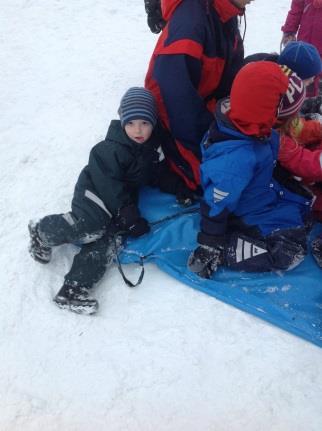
(120, 187, 322, 348)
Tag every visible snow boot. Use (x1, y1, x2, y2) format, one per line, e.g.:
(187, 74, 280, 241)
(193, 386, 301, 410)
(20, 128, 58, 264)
(53, 283, 99, 315)
(28, 220, 52, 264)
(311, 236, 322, 269)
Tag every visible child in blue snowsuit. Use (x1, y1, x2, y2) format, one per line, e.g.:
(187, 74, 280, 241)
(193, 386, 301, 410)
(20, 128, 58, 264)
(188, 62, 312, 278)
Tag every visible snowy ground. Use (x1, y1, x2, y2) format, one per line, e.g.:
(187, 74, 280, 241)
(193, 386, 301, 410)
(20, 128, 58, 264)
(1, 1, 322, 430)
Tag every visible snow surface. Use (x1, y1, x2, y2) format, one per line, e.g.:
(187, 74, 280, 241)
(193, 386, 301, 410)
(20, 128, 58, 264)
(1, 1, 322, 430)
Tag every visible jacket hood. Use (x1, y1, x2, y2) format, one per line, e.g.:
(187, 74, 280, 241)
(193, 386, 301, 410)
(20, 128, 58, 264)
(202, 99, 275, 162)
(105, 120, 132, 146)
(161, 0, 241, 22)
(228, 61, 289, 137)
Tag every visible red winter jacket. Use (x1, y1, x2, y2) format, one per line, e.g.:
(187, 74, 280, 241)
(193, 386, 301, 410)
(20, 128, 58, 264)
(278, 119, 322, 182)
(281, 0, 322, 55)
(145, 0, 244, 189)
(278, 119, 322, 217)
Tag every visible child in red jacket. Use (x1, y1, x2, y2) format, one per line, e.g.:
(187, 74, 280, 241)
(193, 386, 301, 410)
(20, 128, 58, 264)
(276, 81, 322, 267)
(281, 0, 322, 96)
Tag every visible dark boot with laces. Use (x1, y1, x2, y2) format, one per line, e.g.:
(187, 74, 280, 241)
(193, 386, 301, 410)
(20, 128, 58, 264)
(28, 221, 52, 264)
(53, 283, 99, 315)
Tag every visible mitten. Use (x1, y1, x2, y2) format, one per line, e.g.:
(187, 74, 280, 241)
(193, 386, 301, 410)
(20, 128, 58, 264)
(127, 217, 150, 238)
(115, 205, 150, 238)
(188, 244, 223, 279)
(301, 96, 322, 115)
(144, 0, 166, 33)
(175, 182, 197, 207)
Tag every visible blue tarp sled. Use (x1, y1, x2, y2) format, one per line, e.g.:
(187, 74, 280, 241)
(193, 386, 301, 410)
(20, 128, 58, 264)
(120, 187, 322, 348)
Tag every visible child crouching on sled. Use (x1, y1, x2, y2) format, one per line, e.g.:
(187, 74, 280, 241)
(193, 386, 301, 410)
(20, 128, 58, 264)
(188, 62, 312, 278)
(28, 87, 194, 314)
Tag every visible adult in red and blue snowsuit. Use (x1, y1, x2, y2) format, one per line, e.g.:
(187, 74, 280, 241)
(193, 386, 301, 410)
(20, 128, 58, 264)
(145, 0, 245, 190)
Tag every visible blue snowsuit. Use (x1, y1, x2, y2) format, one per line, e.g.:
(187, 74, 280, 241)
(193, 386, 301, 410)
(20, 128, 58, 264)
(198, 105, 311, 272)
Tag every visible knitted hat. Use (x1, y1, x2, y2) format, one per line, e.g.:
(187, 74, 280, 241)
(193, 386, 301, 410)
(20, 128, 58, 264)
(118, 87, 157, 127)
(278, 41, 322, 80)
(278, 69, 306, 118)
(228, 61, 289, 137)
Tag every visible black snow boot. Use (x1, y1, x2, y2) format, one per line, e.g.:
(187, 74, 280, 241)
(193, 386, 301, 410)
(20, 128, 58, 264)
(28, 221, 52, 264)
(53, 283, 99, 315)
(312, 236, 322, 269)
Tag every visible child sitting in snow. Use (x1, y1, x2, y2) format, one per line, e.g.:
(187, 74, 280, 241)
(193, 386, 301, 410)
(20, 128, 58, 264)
(188, 62, 312, 279)
(275, 82, 322, 268)
(28, 87, 194, 315)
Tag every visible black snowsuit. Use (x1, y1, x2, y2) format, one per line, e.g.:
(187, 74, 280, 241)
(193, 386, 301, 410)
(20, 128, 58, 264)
(37, 120, 186, 288)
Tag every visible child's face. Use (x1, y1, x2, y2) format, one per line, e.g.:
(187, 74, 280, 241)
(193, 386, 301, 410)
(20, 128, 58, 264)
(124, 119, 154, 144)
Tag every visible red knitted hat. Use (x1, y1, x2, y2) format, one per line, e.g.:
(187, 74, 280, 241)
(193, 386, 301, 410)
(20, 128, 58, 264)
(228, 61, 289, 137)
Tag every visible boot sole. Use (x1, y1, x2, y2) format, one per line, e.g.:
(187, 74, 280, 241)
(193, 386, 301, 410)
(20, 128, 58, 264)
(53, 296, 99, 315)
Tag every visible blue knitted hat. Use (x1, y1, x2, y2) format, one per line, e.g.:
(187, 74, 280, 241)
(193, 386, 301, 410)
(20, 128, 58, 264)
(118, 87, 157, 127)
(278, 41, 322, 80)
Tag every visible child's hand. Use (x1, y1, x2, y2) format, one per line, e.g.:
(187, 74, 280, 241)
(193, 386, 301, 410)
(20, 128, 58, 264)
(145, 0, 166, 33)
(127, 217, 150, 238)
(115, 205, 150, 237)
(281, 32, 296, 48)
(175, 182, 198, 207)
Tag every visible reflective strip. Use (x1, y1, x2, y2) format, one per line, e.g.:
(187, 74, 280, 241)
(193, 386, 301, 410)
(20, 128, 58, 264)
(62, 213, 75, 226)
(236, 238, 244, 263)
(213, 187, 229, 202)
(320, 153, 322, 169)
(84, 190, 112, 217)
(157, 146, 165, 161)
(214, 194, 225, 201)
(213, 187, 229, 197)
(236, 238, 267, 263)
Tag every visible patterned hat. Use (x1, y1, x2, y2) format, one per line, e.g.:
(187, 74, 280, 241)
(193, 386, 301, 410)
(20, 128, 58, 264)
(278, 41, 322, 80)
(118, 87, 157, 127)
(278, 68, 306, 119)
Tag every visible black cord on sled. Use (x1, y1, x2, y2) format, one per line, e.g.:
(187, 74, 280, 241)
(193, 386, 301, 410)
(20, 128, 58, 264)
(114, 205, 199, 287)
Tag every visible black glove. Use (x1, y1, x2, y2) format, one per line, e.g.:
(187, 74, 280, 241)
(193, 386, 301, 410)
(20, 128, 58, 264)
(301, 96, 322, 115)
(188, 245, 223, 279)
(176, 182, 197, 207)
(115, 205, 150, 238)
(144, 0, 166, 33)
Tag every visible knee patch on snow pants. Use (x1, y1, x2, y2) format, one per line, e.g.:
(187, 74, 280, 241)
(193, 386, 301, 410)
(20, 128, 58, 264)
(38, 212, 108, 247)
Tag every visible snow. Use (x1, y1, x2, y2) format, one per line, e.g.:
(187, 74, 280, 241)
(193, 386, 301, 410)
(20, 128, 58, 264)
(1, 0, 322, 430)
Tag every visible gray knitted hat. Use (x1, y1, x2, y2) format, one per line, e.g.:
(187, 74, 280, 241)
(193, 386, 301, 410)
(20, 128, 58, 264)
(118, 87, 157, 127)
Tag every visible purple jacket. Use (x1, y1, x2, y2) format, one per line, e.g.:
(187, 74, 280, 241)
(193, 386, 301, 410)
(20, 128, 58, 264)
(282, 0, 322, 55)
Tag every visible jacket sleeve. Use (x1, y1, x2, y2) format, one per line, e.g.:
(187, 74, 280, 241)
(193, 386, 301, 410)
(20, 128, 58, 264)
(87, 142, 134, 215)
(153, 54, 214, 157)
(281, 0, 305, 34)
(278, 135, 322, 182)
(199, 148, 255, 237)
